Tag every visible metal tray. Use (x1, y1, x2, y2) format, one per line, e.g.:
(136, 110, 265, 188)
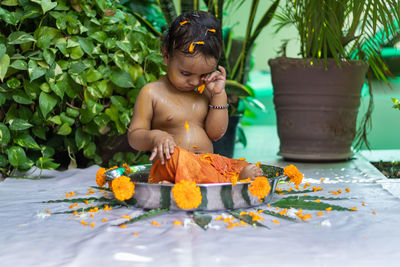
(105, 164, 286, 211)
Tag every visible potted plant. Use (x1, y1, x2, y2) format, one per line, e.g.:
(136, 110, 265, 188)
(129, 0, 279, 157)
(269, 0, 400, 161)
(0, 0, 164, 178)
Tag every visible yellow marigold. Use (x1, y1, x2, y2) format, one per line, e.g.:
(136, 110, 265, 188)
(284, 164, 303, 186)
(122, 163, 132, 174)
(174, 220, 183, 226)
(172, 179, 202, 210)
(96, 167, 107, 187)
(248, 176, 271, 202)
(112, 176, 135, 201)
(231, 173, 238, 186)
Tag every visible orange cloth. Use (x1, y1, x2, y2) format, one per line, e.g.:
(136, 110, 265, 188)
(149, 147, 250, 184)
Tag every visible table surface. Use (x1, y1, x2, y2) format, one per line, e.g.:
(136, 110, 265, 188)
(1, 155, 400, 267)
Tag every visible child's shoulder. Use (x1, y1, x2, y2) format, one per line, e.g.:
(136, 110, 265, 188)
(139, 77, 168, 95)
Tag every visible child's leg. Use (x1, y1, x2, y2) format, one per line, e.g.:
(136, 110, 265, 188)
(239, 164, 264, 180)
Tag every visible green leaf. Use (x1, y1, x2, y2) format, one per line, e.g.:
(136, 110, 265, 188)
(14, 132, 41, 150)
(12, 90, 33, 104)
(75, 128, 90, 150)
(7, 77, 21, 89)
(77, 37, 94, 57)
(220, 185, 234, 210)
(31, 0, 57, 14)
(70, 46, 84, 60)
(1, 0, 18, 6)
(193, 212, 212, 230)
(7, 146, 27, 167)
(8, 31, 35, 44)
(8, 118, 32, 131)
(32, 126, 46, 140)
(36, 156, 60, 170)
(57, 123, 72, 135)
(90, 31, 107, 43)
(0, 54, 10, 82)
(225, 80, 254, 97)
(109, 68, 134, 88)
(85, 68, 102, 83)
(49, 115, 62, 125)
(117, 209, 169, 226)
(0, 123, 11, 146)
(229, 210, 270, 229)
(260, 210, 297, 222)
(28, 59, 46, 81)
(271, 197, 352, 211)
(0, 44, 6, 59)
(83, 142, 96, 158)
(10, 59, 28, 70)
(0, 154, 7, 167)
(39, 91, 57, 118)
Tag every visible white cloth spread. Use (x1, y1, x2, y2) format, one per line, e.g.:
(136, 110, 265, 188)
(1, 158, 400, 267)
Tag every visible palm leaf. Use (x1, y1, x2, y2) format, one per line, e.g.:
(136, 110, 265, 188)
(229, 210, 270, 229)
(271, 197, 353, 211)
(260, 209, 297, 222)
(131, 12, 162, 38)
(117, 208, 169, 226)
(193, 211, 212, 230)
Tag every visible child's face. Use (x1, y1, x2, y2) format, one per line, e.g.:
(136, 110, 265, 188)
(164, 52, 217, 92)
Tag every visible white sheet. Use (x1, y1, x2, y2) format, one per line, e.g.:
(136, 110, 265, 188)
(1, 159, 400, 267)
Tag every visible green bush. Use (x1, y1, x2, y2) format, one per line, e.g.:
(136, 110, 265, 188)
(0, 0, 165, 177)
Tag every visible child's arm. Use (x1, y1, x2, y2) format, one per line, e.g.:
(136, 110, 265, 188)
(203, 66, 229, 141)
(127, 85, 176, 164)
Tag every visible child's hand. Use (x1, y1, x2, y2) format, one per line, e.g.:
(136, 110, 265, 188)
(150, 132, 176, 165)
(202, 66, 226, 96)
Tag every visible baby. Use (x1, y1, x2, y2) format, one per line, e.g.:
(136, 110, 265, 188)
(127, 11, 263, 183)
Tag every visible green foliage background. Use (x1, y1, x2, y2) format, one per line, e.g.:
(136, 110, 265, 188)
(0, 0, 165, 177)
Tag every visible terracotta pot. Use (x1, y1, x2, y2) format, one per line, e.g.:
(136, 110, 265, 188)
(269, 57, 369, 161)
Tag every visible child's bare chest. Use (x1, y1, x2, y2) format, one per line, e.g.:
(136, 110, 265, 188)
(152, 91, 208, 129)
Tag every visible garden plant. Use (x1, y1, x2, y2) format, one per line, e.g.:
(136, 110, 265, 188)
(0, 0, 165, 178)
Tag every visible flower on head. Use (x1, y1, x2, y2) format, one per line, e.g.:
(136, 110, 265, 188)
(96, 167, 106, 187)
(248, 176, 271, 202)
(188, 41, 205, 53)
(207, 28, 216, 33)
(122, 163, 132, 174)
(283, 164, 303, 185)
(180, 20, 188, 26)
(111, 176, 135, 201)
(172, 179, 202, 210)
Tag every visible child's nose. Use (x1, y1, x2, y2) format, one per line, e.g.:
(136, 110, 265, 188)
(188, 78, 201, 87)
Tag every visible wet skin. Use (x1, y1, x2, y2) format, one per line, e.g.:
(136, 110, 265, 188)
(128, 51, 228, 164)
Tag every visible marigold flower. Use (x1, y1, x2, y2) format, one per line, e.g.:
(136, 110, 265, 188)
(326, 207, 332, 211)
(238, 157, 246, 161)
(104, 205, 112, 211)
(278, 208, 287, 215)
(122, 215, 132, 220)
(231, 173, 238, 186)
(207, 28, 216, 32)
(350, 207, 357, 211)
(174, 220, 183, 226)
(69, 204, 74, 209)
(89, 214, 95, 218)
(345, 188, 350, 192)
(315, 199, 321, 203)
(84, 200, 89, 205)
(180, 20, 188, 26)
(119, 224, 127, 228)
(152, 221, 160, 226)
(172, 179, 202, 210)
(362, 202, 365, 206)
(133, 232, 139, 236)
(96, 167, 107, 187)
(188, 41, 205, 53)
(239, 221, 248, 226)
(272, 220, 280, 224)
(256, 161, 261, 168)
(372, 211, 376, 215)
(239, 178, 251, 183)
(239, 211, 248, 216)
(90, 222, 95, 227)
(73, 211, 78, 216)
(320, 178, 324, 182)
(46, 209, 51, 214)
(317, 211, 324, 216)
(197, 83, 205, 94)
(267, 204, 271, 208)
(248, 176, 271, 202)
(102, 218, 108, 222)
(122, 163, 132, 174)
(284, 164, 303, 185)
(215, 216, 223, 221)
(112, 176, 135, 201)
(301, 214, 312, 220)
(295, 185, 300, 190)
(81, 220, 88, 226)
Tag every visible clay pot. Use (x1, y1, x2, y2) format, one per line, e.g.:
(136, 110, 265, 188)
(269, 57, 368, 161)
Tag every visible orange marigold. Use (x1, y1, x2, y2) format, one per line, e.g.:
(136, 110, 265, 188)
(172, 179, 202, 210)
(284, 164, 303, 186)
(248, 176, 271, 202)
(112, 176, 135, 201)
(96, 167, 106, 187)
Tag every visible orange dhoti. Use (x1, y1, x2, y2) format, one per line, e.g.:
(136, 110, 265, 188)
(149, 147, 250, 184)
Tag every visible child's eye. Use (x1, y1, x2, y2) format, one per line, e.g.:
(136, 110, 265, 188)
(181, 71, 191, 76)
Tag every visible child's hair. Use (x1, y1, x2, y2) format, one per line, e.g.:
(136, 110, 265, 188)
(162, 10, 223, 60)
